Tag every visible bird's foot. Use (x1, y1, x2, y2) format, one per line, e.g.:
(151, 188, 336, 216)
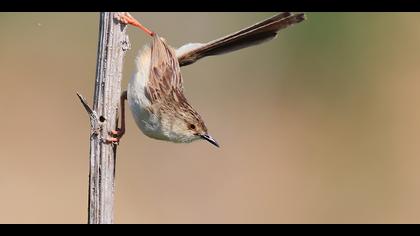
(114, 12, 154, 36)
(105, 128, 125, 144)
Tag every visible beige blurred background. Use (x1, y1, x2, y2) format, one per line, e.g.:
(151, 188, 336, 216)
(0, 12, 419, 223)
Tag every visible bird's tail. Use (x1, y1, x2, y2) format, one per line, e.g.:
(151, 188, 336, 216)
(177, 12, 306, 67)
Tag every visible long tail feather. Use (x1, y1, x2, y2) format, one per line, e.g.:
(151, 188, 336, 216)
(177, 13, 306, 67)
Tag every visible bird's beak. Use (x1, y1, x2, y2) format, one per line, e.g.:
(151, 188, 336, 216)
(200, 134, 220, 148)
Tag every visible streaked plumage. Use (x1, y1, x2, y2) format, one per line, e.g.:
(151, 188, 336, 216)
(125, 12, 306, 147)
(128, 34, 209, 144)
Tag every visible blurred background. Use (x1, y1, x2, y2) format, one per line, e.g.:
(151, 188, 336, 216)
(0, 12, 419, 223)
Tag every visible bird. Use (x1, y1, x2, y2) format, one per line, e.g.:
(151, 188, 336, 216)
(109, 12, 306, 147)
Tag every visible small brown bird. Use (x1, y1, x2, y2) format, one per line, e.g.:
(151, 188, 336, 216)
(110, 12, 306, 147)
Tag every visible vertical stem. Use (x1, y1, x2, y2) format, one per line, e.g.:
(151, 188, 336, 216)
(87, 12, 130, 224)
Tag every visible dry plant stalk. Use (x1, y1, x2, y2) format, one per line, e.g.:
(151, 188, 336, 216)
(77, 12, 130, 224)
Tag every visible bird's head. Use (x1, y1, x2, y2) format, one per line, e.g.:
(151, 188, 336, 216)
(161, 104, 219, 148)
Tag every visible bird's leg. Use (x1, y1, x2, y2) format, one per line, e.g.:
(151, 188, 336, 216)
(107, 91, 127, 144)
(114, 12, 155, 36)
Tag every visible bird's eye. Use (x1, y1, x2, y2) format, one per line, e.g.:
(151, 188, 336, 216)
(188, 124, 196, 130)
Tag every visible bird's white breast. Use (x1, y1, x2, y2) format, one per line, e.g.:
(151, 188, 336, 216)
(127, 45, 168, 141)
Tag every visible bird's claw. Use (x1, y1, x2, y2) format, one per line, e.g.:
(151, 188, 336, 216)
(110, 128, 124, 137)
(114, 12, 133, 25)
(105, 137, 120, 145)
(113, 12, 154, 36)
(105, 128, 125, 145)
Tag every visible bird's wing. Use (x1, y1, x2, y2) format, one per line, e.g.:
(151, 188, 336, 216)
(176, 12, 306, 67)
(146, 34, 184, 103)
